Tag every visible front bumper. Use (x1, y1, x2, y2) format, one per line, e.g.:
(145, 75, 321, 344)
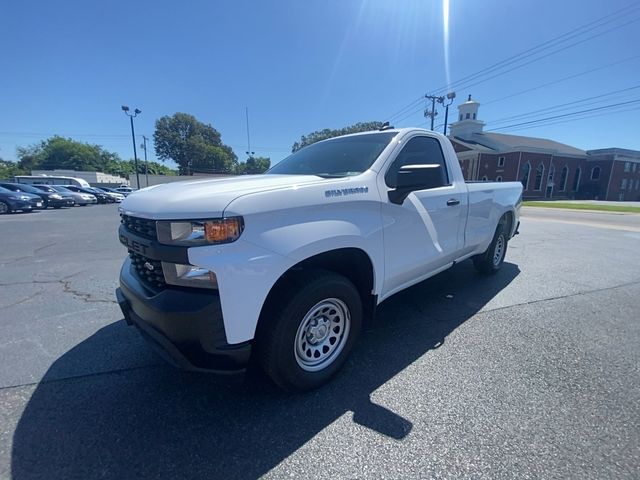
(117, 258, 251, 374)
(48, 198, 75, 207)
(8, 199, 34, 211)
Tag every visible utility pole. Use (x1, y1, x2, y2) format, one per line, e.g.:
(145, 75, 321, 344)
(121, 105, 141, 189)
(245, 107, 254, 158)
(141, 135, 149, 187)
(424, 95, 442, 130)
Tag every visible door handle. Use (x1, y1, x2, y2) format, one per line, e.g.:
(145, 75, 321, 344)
(446, 199, 460, 206)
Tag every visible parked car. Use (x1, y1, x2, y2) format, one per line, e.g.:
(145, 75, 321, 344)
(0, 182, 72, 209)
(115, 186, 133, 196)
(31, 185, 76, 207)
(92, 187, 125, 202)
(62, 185, 112, 204)
(38, 185, 96, 206)
(0, 186, 43, 213)
(116, 127, 523, 391)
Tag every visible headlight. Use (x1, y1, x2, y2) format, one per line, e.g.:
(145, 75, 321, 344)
(162, 262, 218, 289)
(50, 194, 62, 199)
(157, 217, 244, 246)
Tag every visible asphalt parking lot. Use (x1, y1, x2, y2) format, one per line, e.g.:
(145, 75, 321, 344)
(1, 205, 639, 479)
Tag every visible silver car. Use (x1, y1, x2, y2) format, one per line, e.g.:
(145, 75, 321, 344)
(51, 185, 97, 206)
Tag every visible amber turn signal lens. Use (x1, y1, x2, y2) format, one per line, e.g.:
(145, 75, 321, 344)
(204, 218, 243, 243)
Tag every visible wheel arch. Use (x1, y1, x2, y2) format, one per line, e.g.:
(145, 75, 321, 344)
(257, 247, 377, 334)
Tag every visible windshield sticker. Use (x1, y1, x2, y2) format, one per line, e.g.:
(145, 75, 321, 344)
(325, 187, 369, 198)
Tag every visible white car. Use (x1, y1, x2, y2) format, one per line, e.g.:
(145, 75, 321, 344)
(116, 128, 522, 391)
(94, 187, 125, 202)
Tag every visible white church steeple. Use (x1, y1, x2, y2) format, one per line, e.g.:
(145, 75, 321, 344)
(449, 94, 485, 140)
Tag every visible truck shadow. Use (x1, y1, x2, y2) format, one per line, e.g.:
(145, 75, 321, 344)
(11, 261, 519, 479)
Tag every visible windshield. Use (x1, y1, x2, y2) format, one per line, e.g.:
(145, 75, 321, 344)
(5, 183, 41, 194)
(52, 186, 73, 193)
(267, 132, 397, 177)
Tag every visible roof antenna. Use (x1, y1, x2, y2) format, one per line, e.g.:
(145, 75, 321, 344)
(468, 94, 472, 101)
(379, 121, 394, 131)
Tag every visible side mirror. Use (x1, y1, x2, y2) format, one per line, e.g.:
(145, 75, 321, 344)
(389, 164, 444, 204)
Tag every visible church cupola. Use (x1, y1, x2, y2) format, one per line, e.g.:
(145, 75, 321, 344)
(449, 94, 485, 139)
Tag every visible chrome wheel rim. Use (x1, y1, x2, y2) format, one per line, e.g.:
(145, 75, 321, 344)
(294, 298, 351, 372)
(0, 203, 8, 214)
(493, 235, 505, 266)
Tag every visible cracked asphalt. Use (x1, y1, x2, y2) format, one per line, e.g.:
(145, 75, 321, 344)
(0, 205, 639, 479)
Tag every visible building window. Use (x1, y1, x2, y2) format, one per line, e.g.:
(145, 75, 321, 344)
(496, 176, 502, 182)
(497, 156, 505, 167)
(621, 178, 627, 190)
(624, 162, 631, 172)
(591, 166, 601, 180)
(573, 167, 581, 191)
(465, 113, 470, 119)
(520, 162, 531, 190)
(473, 113, 476, 119)
(636, 179, 639, 190)
(559, 166, 568, 191)
(459, 114, 463, 121)
(633, 163, 637, 173)
(482, 175, 488, 181)
(534, 164, 544, 191)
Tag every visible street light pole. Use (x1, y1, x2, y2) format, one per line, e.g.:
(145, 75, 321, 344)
(121, 105, 141, 189)
(439, 92, 456, 136)
(141, 135, 149, 187)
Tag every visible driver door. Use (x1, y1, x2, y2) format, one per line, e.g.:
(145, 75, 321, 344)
(380, 135, 466, 299)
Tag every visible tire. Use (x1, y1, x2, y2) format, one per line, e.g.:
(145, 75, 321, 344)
(0, 201, 10, 214)
(258, 270, 363, 391)
(473, 220, 508, 275)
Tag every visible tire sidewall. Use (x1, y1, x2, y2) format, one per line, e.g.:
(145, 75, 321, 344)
(490, 230, 507, 271)
(266, 274, 362, 390)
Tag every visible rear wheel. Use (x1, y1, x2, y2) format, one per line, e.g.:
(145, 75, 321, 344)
(473, 220, 509, 274)
(0, 201, 10, 214)
(258, 270, 362, 391)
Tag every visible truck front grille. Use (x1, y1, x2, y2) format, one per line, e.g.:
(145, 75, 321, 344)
(121, 214, 157, 240)
(129, 251, 166, 290)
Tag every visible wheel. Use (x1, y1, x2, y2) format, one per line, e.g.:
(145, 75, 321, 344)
(0, 201, 10, 214)
(258, 270, 363, 391)
(473, 220, 508, 275)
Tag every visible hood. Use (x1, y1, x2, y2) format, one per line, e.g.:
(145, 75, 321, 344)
(119, 174, 328, 219)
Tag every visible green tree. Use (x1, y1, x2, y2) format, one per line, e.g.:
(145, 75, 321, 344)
(0, 158, 27, 179)
(17, 136, 117, 172)
(153, 113, 237, 175)
(236, 156, 271, 174)
(291, 121, 384, 152)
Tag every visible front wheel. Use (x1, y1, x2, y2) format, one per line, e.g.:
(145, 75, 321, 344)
(0, 201, 10, 214)
(473, 223, 508, 275)
(258, 271, 362, 391)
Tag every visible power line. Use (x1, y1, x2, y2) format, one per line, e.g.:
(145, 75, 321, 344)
(384, 3, 640, 124)
(486, 84, 640, 125)
(432, 15, 640, 97)
(427, 2, 640, 95)
(485, 98, 640, 131)
(385, 95, 425, 123)
(482, 55, 640, 106)
(490, 105, 640, 133)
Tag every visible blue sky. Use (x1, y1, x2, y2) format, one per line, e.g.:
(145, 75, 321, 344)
(1, 0, 639, 168)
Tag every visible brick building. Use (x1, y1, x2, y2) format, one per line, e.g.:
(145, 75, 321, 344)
(448, 96, 640, 201)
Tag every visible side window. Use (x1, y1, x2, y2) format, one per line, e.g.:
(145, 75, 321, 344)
(385, 136, 449, 188)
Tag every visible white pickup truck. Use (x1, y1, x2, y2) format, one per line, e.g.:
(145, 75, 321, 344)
(116, 127, 522, 390)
